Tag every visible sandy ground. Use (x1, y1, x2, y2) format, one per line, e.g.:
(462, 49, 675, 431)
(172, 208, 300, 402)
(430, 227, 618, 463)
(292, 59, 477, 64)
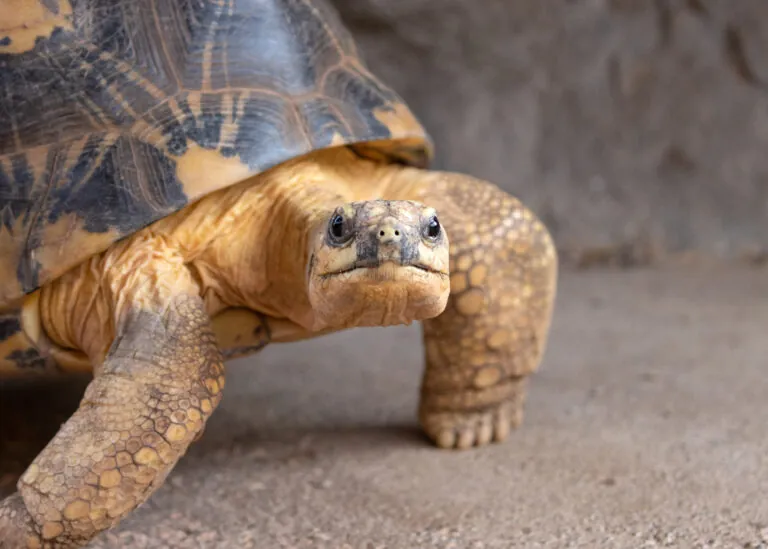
(2, 266, 768, 548)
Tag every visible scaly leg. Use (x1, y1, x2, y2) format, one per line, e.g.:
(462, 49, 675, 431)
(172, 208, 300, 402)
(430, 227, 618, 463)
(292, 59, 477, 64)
(384, 169, 558, 449)
(0, 264, 224, 547)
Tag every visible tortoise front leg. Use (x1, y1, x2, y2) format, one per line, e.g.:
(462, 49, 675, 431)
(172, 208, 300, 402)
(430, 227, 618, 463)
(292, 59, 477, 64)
(0, 291, 223, 547)
(384, 170, 558, 449)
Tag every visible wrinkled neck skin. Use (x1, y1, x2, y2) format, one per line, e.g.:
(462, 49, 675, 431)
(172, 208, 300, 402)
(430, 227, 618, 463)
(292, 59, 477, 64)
(193, 175, 347, 330)
(39, 148, 412, 363)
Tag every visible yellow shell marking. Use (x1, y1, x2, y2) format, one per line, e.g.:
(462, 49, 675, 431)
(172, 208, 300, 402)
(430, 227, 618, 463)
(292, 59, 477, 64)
(175, 144, 254, 200)
(0, 0, 73, 54)
(371, 102, 426, 139)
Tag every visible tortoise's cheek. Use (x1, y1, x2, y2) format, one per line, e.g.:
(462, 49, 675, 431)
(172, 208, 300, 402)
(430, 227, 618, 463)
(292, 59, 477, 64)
(416, 238, 450, 277)
(311, 243, 358, 278)
(308, 266, 450, 331)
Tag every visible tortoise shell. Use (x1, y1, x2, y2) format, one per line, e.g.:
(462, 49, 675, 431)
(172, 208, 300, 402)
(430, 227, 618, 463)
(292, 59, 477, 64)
(0, 0, 432, 309)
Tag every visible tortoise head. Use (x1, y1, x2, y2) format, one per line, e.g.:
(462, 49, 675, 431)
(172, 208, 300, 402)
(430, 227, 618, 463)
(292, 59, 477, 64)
(307, 200, 450, 330)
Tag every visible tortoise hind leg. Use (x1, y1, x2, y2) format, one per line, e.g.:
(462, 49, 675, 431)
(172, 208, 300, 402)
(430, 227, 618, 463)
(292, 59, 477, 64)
(383, 169, 558, 449)
(0, 271, 224, 547)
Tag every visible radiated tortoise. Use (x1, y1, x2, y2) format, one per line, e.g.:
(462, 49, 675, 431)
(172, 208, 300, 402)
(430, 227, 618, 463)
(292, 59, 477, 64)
(0, 0, 558, 546)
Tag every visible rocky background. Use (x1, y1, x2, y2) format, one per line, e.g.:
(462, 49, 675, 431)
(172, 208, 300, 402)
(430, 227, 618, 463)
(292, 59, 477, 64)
(330, 0, 768, 267)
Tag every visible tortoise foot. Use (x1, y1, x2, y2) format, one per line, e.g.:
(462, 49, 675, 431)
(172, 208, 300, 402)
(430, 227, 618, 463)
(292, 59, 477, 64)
(420, 399, 523, 451)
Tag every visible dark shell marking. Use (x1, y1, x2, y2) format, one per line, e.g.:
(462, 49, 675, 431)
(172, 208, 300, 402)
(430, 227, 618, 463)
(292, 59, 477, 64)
(0, 0, 431, 306)
(0, 315, 21, 343)
(0, 308, 58, 374)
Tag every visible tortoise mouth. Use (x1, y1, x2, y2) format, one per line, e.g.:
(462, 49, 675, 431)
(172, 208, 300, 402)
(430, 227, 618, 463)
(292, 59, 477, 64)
(320, 259, 447, 279)
(308, 257, 451, 331)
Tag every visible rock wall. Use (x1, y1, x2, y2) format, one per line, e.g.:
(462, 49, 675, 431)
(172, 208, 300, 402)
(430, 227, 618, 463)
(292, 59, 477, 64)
(330, 0, 768, 266)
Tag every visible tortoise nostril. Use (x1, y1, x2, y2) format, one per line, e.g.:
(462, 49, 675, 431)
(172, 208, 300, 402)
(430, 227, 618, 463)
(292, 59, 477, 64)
(377, 225, 403, 242)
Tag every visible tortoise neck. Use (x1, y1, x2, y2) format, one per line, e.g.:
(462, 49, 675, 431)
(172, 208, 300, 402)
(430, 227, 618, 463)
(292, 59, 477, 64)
(193, 166, 350, 328)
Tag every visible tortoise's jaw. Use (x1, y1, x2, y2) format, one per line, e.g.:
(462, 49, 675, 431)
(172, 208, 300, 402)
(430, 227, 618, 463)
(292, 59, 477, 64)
(322, 257, 446, 278)
(308, 261, 450, 330)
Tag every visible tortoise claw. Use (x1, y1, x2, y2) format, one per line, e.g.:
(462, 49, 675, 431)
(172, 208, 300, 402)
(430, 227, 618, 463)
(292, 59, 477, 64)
(421, 400, 521, 451)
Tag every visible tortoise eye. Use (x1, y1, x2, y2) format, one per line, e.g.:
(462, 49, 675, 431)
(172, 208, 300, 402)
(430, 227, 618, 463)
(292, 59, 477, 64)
(330, 214, 344, 238)
(328, 212, 352, 244)
(425, 215, 441, 240)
